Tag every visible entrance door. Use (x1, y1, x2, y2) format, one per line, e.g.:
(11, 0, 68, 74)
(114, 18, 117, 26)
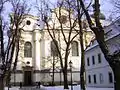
(24, 71, 32, 86)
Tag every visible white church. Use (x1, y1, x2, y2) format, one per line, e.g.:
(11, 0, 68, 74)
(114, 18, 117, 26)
(10, 8, 93, 86)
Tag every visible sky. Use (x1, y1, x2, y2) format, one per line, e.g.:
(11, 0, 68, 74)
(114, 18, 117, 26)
(3, 0, 114, 20)
(100, 0, 114, 19)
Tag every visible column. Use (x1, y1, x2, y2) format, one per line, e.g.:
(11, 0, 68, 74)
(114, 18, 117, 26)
(34, 30, 41, 70)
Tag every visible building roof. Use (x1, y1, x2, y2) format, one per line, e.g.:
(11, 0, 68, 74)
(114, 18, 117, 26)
(86, 18, 120, 51)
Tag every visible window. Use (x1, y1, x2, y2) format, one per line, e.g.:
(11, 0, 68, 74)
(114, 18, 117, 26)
(26, 20, 31, 25)
(0, 48, 1, 63)
(0, 57, 1, 62)
(92, 56, 95, 65)
(93, 74, 97, 84)
(24, 42, 32, 57)
(59, 15, 67, 24)
(87, 57, 90, 66)
(99, 73, 104, 83)
(51, 40, 58, 56)
(88, 75, 91, 83)
(98, 53, 101, 63)
(108, 72, 113, 83)
(72, 41, 79, 56)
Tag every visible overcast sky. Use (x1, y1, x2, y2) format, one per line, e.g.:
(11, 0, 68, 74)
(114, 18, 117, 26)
(100, 0, 114, 18)
(3, 0, 114, 21)
(31, 0, 114, 19)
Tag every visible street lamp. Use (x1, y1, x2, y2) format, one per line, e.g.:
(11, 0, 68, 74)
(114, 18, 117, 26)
(49, 71, 53, 85)
(14, 70, 16, 86)
(59, 68, 62, 85)
(6, 62, 11, 90)
(69, 60, 73, 90)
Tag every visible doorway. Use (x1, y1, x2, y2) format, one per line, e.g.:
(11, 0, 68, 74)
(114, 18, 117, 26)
(24, 71, 32, 86)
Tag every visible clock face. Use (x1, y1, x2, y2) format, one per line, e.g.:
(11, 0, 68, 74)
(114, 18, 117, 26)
(59, 15, 67, 24)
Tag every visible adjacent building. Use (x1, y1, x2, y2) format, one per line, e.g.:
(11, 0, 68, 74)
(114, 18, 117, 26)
(85, 18, 120, 87)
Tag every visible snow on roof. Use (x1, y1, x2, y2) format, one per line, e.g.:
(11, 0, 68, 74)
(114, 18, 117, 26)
(86, 18, 120, 51)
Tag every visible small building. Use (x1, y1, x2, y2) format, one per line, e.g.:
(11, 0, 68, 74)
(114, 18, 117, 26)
(85, 18, 120, 87)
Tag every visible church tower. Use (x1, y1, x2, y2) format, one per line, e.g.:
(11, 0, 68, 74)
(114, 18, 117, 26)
(12, 14, 43, 86)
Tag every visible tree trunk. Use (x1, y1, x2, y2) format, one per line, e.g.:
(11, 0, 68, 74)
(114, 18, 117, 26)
(113, 68, 120, 90)
(80, 73, 85, 90)
(110, 61, 120, 90)
(52, 56, 55, 85)
(76, 1, 86, 89)
(0, 77, 4, 90)
(63, 68, 69, 90)
(79, 27, 86, 90)
(63, 46, 70, 90)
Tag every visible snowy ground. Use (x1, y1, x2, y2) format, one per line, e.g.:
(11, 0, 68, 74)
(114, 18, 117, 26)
(5, 85, 114, 90)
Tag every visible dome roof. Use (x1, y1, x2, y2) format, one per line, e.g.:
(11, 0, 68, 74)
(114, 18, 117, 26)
(91, 13, 106, 20)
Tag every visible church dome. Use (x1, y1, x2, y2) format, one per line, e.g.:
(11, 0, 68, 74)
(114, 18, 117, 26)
(99, 13, 106, 20)
(91, 13, 106, 20)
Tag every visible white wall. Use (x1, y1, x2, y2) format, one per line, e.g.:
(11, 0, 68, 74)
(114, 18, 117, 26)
(11, 73, 23, 83)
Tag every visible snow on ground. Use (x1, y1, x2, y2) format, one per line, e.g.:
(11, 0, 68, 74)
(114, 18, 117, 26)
(5, 85, 114, 90)
(45, 85, 114, 90)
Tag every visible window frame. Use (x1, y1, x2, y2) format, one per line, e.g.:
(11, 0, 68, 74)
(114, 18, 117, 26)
(93, 74, 97, 84)
(99, 73, 104, 84)
(88, 75, 91, 83)
(87, 57, 90, 66)
(51, 40, 58, 56)
(24, 42, 32, 58)
(92, 55, 95, 65)
(108, 72, 113, 83)
(98, 53, 101, 63)
(71, 41, 79, 56)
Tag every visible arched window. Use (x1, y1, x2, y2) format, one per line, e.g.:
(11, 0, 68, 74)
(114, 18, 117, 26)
(51, 40, 58, 56)
(72, 41, 79, 56)
(24, 42, 32, 57)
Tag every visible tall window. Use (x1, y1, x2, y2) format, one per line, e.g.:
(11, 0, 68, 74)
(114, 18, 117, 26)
(98, 53, 101, 63)
(0, 47, 1, 63)
(99, 73, 104, 83)
(108, 72, 113, 83)
(92, 56, 95, 65)
(88, 75, 91, 83)
(87, 57, 90, 66)
(93, 74, 97, 84)
(72, 41, 79, 56)
(24, 42, 32, 57)
(51, 40, 58, 56)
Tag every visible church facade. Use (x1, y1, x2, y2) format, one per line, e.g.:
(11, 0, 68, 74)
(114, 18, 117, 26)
(10, 8, 93, 86)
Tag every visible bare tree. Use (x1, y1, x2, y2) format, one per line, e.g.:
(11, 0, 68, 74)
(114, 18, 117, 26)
(36, 0, 81, 89)
(76, 0, 86, 89)
(0, 0, 9, 89)
(79, 0, 120, 90)
(112, 0, 120, 16)
(42, 55, 60, 85)
(0, 0, 29, 89)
